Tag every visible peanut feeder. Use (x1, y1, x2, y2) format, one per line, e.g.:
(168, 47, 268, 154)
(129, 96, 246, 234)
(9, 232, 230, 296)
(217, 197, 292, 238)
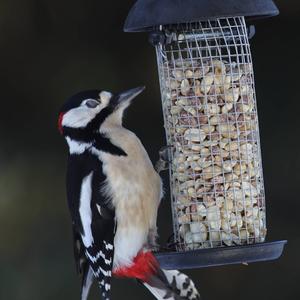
(125, 0, 286, 268)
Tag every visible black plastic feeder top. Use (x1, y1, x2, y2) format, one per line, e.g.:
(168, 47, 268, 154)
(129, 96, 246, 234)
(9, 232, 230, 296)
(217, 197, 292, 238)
(124, 0, 279, 32)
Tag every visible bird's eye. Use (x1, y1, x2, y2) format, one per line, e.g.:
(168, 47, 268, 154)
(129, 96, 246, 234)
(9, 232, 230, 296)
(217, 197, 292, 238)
(85, 99, 99, 108)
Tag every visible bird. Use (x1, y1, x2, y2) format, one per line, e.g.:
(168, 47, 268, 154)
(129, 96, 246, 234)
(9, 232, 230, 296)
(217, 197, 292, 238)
(58, 87, 200, 300)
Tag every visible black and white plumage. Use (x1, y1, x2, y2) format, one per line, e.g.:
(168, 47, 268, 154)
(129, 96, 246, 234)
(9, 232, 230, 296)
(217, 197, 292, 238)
(145, 269, 200, 300)
(58, 87, 200, 300)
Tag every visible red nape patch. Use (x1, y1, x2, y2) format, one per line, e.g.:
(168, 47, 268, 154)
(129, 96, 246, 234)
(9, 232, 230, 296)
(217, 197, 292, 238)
(58, 112, 64, 134)
(113, 251, 159, 283)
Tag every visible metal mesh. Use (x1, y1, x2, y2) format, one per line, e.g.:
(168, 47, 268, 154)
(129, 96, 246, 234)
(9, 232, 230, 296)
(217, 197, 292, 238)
(156, 17, 267, 251)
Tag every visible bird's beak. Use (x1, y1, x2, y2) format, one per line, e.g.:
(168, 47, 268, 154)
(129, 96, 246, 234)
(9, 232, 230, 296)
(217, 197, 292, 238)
(114, 86, 145, 107)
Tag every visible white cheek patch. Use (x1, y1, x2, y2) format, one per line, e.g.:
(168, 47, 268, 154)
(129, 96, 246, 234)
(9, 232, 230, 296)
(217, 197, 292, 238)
(62, 106, 100, 128)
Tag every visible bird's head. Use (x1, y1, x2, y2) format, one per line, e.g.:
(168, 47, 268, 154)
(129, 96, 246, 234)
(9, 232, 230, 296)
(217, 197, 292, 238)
(58, 86, 145, 138)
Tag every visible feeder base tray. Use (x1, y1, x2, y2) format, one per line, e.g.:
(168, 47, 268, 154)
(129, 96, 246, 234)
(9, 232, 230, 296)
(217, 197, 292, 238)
(155, 240, 287, 270)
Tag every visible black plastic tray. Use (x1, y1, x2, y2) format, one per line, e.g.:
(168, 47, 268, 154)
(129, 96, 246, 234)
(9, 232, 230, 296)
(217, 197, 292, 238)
(124, 0, 279, 32)
(155, 240, 287, 270)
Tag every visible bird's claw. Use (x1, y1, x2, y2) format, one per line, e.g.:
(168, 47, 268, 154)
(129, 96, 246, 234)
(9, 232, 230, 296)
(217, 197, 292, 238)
(155, 145, 173, 174)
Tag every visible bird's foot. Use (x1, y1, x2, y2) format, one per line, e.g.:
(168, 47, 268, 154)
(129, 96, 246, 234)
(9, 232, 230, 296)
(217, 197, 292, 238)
(155, 145, 173, 174)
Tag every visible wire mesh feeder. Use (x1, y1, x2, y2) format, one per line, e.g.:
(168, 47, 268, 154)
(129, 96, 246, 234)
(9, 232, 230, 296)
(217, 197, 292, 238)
(124, 0, 286, 269)
(156, 17, 266, 252)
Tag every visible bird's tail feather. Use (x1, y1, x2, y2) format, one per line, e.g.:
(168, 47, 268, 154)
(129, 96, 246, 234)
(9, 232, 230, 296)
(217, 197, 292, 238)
(114, 251, 200, 300)
(80, 265, 94, 300)
(143, 269, 200, 300)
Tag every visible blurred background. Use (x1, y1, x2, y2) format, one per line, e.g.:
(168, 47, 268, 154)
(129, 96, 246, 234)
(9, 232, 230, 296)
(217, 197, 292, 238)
(0, 0, 298, 299)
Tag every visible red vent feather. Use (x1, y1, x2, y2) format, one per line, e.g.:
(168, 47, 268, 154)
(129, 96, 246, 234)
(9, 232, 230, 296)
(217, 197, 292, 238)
(113, 251, 159, 283)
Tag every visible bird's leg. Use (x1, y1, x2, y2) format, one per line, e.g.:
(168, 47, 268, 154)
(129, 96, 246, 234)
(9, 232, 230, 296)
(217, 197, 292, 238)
(155, 146, 173, 174)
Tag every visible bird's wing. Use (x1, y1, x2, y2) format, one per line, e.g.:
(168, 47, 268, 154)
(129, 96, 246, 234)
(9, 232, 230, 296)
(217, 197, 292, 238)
(71, 192, 115, 300)
(67, 155, 116, 299)
(72, 224, 87, 275)
(84, 211, 115, 299)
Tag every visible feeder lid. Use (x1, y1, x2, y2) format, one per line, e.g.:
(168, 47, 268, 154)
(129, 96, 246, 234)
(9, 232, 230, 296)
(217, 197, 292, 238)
(124, 0, 279, 32)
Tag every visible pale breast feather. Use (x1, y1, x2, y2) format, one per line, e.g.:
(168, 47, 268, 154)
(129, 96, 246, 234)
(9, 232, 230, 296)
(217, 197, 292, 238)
(98, 130, 162, 269)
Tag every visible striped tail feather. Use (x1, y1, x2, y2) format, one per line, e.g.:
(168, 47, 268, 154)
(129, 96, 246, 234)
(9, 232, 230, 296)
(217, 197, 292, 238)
(143, 269, 200, 300)
(81, 265, 94, 300)
(113, 251, 200, 300)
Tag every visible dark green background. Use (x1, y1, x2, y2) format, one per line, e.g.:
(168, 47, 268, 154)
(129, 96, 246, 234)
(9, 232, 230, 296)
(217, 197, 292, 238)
(0, 0, 298, 299)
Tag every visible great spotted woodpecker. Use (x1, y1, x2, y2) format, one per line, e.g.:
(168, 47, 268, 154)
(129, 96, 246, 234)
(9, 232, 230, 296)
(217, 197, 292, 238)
(58, 87, 200, 300)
